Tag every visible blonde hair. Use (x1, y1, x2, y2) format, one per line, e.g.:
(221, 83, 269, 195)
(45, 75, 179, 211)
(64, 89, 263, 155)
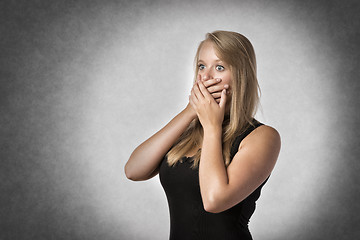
(167, 30, 260, 168)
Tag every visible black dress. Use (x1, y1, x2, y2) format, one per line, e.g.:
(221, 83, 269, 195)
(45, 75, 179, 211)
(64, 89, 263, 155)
(159, 120, 267, 240)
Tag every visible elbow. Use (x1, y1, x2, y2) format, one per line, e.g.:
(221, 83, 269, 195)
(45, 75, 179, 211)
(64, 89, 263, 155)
(124, 161, 157, 181)
(124, 165, 134, 181)
(124, 163, 140, 181)
(202, 195, 223, 214)
(125, 171, 136, 181)
(203, 202, 222, 214)
(125, 153, 143, 181)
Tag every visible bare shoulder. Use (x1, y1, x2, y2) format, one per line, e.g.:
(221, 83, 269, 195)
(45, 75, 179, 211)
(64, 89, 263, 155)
(239, 124, 281, 155)
(227, 124, 281, 190)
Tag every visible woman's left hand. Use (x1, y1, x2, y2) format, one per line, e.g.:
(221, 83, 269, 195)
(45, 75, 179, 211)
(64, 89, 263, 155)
(189, 80, 227, 132)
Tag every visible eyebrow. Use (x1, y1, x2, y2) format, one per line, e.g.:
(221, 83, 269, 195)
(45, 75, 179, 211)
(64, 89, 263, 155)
(198, 59, 223, 63)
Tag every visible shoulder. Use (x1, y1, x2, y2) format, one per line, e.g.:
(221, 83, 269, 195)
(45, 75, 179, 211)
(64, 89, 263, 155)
(239, 124, 281, 154)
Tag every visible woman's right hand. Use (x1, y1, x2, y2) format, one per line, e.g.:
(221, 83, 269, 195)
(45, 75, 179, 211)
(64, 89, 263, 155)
(202, 77, 229, 103)
(186, 75, 229, 115)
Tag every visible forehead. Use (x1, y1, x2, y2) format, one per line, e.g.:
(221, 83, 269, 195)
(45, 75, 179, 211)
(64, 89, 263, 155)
(198, 41, 221, 61)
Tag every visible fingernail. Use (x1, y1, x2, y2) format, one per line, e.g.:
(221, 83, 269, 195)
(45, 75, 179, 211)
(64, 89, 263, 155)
(224, 84, 229, 88)
(216, 78, 222, 82)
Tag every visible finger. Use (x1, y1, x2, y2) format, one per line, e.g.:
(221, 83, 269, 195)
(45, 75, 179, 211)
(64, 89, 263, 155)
(198, 81, 214, 101)
(215, 98, 221, 103)
(193, 81, 205, 99)
(203, 78, 222, 88)
(190, 87, 199, 103)
(207, 85, 227, 94)
(193, 81, 205, 97)
(206, 83, 229, 95)
(219, 89, 227, 109)
(189, 94, 197, 110)
(211, 92, 222, 99)
(191, 80, 200, 99)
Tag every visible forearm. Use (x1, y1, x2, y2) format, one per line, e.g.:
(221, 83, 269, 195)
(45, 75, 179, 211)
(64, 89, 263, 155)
(125, 106, 195, 181)
(199, 127, 229, 209)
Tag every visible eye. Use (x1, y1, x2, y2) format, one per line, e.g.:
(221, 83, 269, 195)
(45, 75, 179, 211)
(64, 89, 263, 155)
(198, 64, 205, 70)
(216, 65, 225, 71)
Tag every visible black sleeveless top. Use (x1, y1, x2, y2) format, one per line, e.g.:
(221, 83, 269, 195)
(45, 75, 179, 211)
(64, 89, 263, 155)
(159, 120, 267, 240)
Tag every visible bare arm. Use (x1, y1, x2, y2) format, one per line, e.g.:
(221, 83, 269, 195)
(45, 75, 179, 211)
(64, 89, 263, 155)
(125, 77, 228, 181)
(191, 80, 280, 213)
(199, 125, 280, 213)
(124, 104, 196, 181)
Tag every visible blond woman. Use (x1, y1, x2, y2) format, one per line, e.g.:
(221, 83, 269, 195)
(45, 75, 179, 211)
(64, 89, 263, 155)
(125, 30, 281, 240)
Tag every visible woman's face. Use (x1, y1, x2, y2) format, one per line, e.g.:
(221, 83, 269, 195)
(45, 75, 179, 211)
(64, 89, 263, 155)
(197, 41, 232, 91)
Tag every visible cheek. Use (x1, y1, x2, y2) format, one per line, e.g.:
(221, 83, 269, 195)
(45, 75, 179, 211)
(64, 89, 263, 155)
(220, 73, 232, 87)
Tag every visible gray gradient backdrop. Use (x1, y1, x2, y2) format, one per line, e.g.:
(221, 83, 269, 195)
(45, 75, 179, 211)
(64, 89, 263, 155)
(1, 0, 359, 239)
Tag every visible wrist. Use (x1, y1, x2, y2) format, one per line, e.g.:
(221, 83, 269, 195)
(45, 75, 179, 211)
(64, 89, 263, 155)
(183, 104, 197, 120)
(203, 125, 222, 138)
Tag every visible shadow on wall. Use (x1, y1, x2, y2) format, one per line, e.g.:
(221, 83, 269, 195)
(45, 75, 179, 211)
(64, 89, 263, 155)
(307, 1, 360, 238)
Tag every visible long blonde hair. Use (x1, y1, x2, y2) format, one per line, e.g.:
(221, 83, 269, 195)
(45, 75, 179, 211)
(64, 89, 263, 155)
(167, 30, 260, 168)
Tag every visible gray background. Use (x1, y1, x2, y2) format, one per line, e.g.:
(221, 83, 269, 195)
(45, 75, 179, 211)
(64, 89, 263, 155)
(1, 0, 359, 239)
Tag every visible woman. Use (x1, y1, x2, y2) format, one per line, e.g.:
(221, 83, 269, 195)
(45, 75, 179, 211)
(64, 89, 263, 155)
(125, 30, 281, 240)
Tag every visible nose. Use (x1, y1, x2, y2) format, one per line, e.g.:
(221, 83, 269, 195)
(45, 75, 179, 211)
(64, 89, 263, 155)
(201, 69, 213, 81)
